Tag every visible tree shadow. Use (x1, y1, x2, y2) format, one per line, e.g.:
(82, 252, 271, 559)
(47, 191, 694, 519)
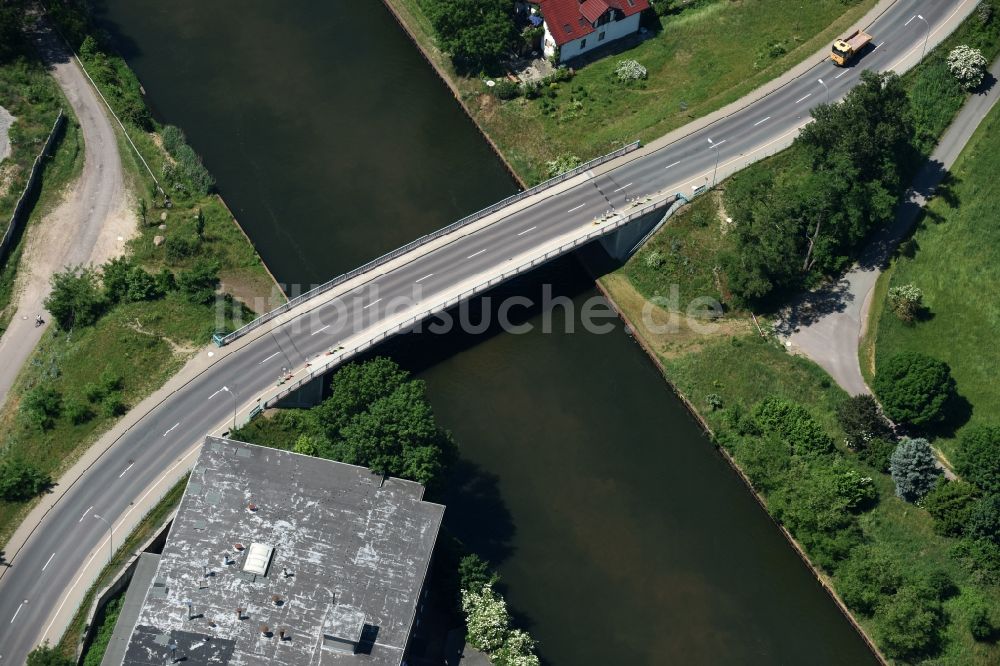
(921, 392, 974, 440)
(437, 458, 516, 566)
(773, 276, 853, 333)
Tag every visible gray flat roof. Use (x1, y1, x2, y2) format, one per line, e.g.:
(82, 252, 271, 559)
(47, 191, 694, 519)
(118, 437, 444, 666)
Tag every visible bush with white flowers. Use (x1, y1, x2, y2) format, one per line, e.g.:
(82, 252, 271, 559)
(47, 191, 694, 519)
(947, 45, 988, 90)
(615, 59, 648, 82)
(461, 582, 540, 665)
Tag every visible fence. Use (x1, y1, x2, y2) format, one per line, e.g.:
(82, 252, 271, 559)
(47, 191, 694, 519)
(214, 140, 641, 346)
(256, 194, 680, 411)
(0, 110, 65, 264)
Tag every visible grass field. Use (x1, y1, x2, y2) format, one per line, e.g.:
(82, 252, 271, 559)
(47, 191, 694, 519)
(867, 103, 1000, 462)
(391, 0, 878, 183)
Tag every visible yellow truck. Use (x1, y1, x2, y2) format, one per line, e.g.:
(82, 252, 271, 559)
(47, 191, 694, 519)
(831, 29, 873, 66)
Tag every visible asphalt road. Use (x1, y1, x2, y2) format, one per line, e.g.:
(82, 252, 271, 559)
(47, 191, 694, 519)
(0, 1, 974, 662)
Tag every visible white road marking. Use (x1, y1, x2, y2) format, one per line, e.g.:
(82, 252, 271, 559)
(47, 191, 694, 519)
(663, 160, 681, 170)
(310, 324, 330, 335)
(611, 182, 633, 193)
(163, 423, 180, 437)
(42, 553, 55, 572)
(79, 506, 93, 523)
(795, 93, 811, 104)
(362, 299, 382, 310)
(10, 602, 24, 624)
(567, 203, 586, 212)
(904, 14, 916, 26)
(118, 462, 134, 479)
(516, 226, 537, 236)
(835, 70, 846, 79)
(259, 352, 280, 365)
(872, 41, 884, 51)
(467, 249, 486, 259)
(415, 273, 434, 283)
(753, 116, 771, 127)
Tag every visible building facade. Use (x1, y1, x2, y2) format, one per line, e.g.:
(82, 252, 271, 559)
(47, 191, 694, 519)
(531, 0, 650, 63)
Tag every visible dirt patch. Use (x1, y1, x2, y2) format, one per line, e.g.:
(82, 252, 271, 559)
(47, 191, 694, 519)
(0, 104, 13, 165)
(126, 317, 197, 357)
(219, 269, 287, 315)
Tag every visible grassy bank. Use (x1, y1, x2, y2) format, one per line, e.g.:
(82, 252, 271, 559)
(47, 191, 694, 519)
(388, 0, 878, 183)
(867, 103, 1000, 462)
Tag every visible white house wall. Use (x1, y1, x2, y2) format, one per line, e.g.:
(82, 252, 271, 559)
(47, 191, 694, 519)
(555, 13, 641, 63)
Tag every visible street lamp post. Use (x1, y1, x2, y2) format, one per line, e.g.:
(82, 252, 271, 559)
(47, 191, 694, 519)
(707, 137, 721, 188)
(917, 14, 930, 59)
(221, 385, 238, 431)
(818, 78, 829, 105)
(93, 514, 113, 563)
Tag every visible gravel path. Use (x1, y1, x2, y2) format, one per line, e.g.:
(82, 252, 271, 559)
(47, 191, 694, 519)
(776, 57, 1000, 396)
(0, 104, 13, 164)
(0, 27, 135, 408)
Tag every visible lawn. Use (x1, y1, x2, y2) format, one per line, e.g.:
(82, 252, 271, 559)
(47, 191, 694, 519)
(393, 0, 878, 183)
(868, 103, 1000, 462)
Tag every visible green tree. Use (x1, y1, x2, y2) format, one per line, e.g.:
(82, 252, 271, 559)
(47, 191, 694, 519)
(874, 352, 956, 427)
(955, 424, 1000, 494)
(65, 397, 95, 425)
(44, 266, 105, 330)
(836, 394, 893, 449)
(968, 602, 997, 641)
(0, 459, 51, 501)
(889, 437, 942, 502)
(23, 386, 63, 430)
(458, 554, 499, 593)
(856, 437, 897, 473)
(315, 357, 410, 438)
(0, 0, 28, 61)
(27, 644, 74, 666)
(836, 549, 902, 616)
(424, 0, 516, 73)
(177, 259, 219, 305)
(922, 479, 978, 537)
(967, 495, 1000, 545)
(875, 586, 943, 660)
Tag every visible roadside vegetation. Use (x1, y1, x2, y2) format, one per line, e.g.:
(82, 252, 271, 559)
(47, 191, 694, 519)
(601, 5, 1000, 663)
(0, 5, 280, 545)
(390, 0, 879, 182)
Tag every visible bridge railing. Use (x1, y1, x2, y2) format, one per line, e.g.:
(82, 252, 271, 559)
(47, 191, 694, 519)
(215, 141, 642, 346)
(256, 193, 681, 410)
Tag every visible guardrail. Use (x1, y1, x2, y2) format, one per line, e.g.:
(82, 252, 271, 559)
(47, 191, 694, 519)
(254, 193, 680, 410)
(214, 140, 642, 346)
(0, 110, 65, 265)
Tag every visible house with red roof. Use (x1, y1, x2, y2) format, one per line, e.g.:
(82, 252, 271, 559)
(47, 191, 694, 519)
(527, 0, 650, 63)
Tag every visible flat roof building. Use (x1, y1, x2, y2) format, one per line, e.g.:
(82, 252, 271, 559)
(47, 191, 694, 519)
(114, 436, 444, 666)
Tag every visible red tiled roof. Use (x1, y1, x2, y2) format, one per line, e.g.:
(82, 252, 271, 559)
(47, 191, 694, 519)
(534, 0, 649, 47)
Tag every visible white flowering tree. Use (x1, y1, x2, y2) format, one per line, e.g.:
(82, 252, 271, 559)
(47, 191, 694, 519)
(461, 583, 510, 653)
(947, 45, 988, 90)
(615, 59, 648, 82)
(493, 629, 540, 666)
(887, 283, 924, 322)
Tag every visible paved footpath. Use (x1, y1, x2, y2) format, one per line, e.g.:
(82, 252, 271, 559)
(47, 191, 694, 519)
(0, 26, 133, 409)
(778, 56, 1000, 396)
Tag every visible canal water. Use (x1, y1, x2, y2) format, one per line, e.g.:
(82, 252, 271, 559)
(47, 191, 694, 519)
(97, 1, 876, 663)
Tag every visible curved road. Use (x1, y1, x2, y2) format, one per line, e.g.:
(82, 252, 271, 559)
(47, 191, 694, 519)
(0, 1, 975, 662)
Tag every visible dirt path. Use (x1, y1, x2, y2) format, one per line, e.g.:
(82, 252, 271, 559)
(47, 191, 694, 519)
(0, 28, 135, 408)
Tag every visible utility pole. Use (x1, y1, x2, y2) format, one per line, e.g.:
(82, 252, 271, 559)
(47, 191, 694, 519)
(818, 78, 829, 105)
(94, 514, 113, 563)
(707, 137, 721, 188)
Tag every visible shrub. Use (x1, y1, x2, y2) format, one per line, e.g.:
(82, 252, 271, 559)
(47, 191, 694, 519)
(887, 283, 924, 322)
(836, 394, 892, 449)
(461, 583, 510, 653)
(101, 392, 127, 418)
(0, 459, 50, 501)
(969, 602, 997, 641)
(65, 397, 95, 425)
(644, 249, 665, 269)
(165, 235, 201, 262)
(161, 124, 186, 154)
(889, 437, 942, 502)
(836, 549, 903, 616)
(856, 437, 896, 473)
(177, 260, 220, 305)
(874, 352, 956, 427)
(955, 424, 1000, 493)
(493, 79, 520, 100)
(458, 554, 499, 592)
(876, 586, 943, 660)
(967, 494, 1000, 545)
(615, 59, 647, 82)
(23, 386, 63, 430)
(922, 479, 978, 537)
(947, 44, 988, 90)
(544, 154, 582, 178)
(492, 629, 539, 666)
(752, 396, 833, 456)
(27, 643, 73, 666)
(44, 266, 105, 330)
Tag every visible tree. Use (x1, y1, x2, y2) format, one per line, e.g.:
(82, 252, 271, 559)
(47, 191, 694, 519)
(876, 586, 943, 660)
(177, 259, 219, 305)
(887, 283, 924, 323)
(967, 495, 1000, 545)
(836, 549, 903, 616)
(27, 644, 74, 666)
(493, 629, 540, 666)
(23, 386, 63, 430)
(461, 583, 510, 653)
(947, 45, 988, 90)
(836, 394, 892, 449)
(195, 208, 206, 239)
(44, 266, 105, 330)
(458, 554, 499, 593)
(0, 459, 50, 501)
(889, 437, 942, 502)
(922, 479, 978, 537)
(955, 424, 1000, 494)
(969, 602, 997, 641)
(874, 352, 956, 427)
(0, 0, 28, 62)
(424, 0, 517, 73)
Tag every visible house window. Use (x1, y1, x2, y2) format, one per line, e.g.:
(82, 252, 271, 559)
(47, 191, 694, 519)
(580, 38, 587, 49)
(598, 31, 606, 41)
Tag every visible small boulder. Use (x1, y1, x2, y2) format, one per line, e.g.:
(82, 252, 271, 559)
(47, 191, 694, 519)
(158, 224, 167, 230)
(160, 211, 168, 222)
(153, 235, 165, 246)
